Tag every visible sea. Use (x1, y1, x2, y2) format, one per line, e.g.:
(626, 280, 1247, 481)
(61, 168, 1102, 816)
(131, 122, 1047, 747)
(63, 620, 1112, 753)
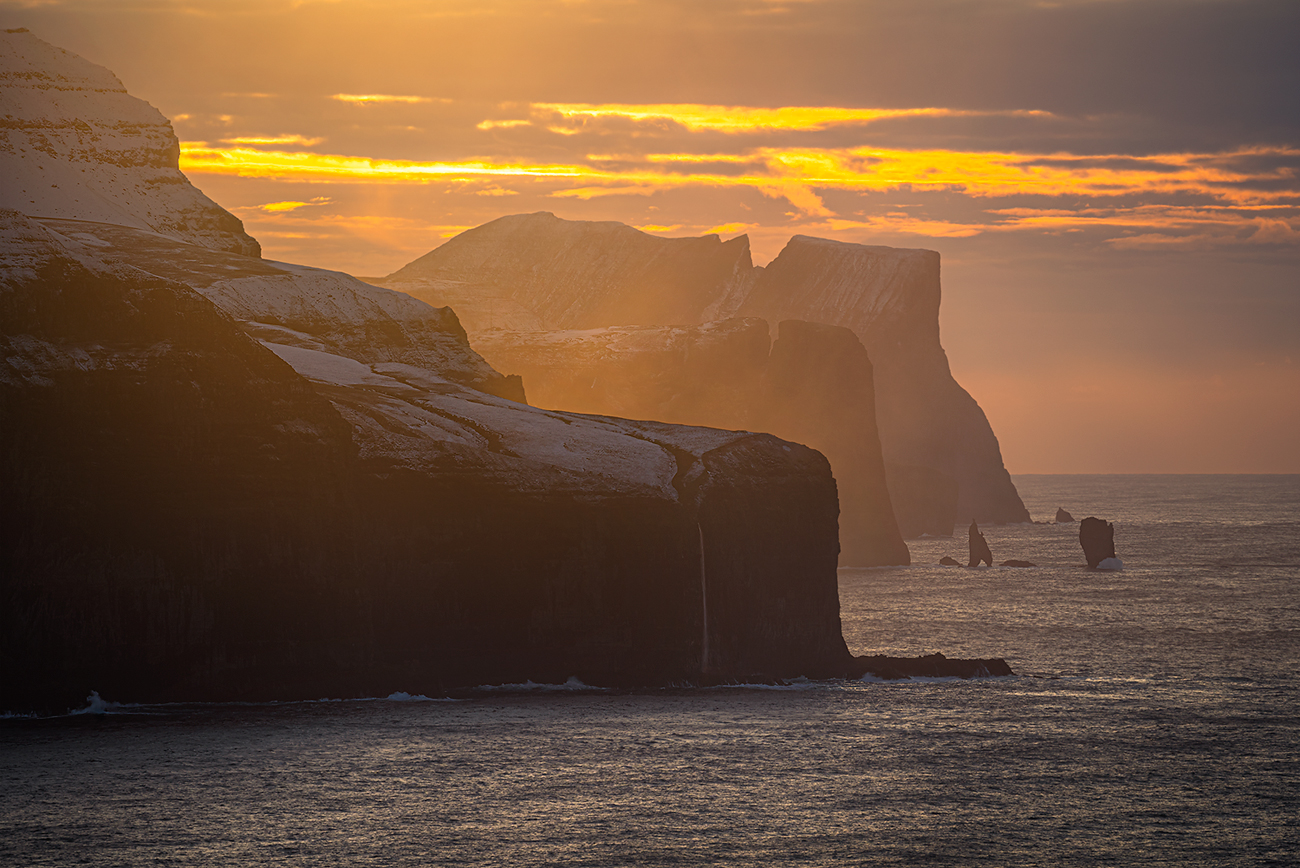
(2, 474, 1297, 867)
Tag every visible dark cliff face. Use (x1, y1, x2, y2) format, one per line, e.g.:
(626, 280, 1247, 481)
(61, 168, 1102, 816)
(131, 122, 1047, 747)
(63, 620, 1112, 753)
(1, 213, 850, 712)
(473, 318, 911, 567)
(383, 212, 755, 332)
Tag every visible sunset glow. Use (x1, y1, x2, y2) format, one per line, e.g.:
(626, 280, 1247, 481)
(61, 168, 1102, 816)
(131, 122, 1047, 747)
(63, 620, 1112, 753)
(10, 0, 1295, 473)
(533, 103, 1054, 133)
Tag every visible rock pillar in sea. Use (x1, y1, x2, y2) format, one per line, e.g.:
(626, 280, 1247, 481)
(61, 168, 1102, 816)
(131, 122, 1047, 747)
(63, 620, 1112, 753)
(968, 520, 993, 567)
(1079, 517, 1117, 568)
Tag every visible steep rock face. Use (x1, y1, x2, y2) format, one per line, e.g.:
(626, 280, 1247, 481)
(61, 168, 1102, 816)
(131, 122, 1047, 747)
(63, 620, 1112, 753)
(736, 235, 1029, 534)
(474, 318, 910, 566)
(384, 211, 755, 332)
(2, 209, 851, 711)
(756, 320, 909, 566)
(0, 29, 259, 256)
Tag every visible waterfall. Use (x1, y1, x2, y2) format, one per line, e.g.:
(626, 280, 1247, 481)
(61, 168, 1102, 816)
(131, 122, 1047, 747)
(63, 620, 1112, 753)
(698, 522, 710, 674)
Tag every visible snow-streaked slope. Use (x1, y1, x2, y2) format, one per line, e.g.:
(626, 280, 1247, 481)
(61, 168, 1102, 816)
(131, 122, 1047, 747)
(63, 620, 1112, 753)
(35, 217, 522, 400)
(0, 28, 259, 256)
(257, 333, 749, 499)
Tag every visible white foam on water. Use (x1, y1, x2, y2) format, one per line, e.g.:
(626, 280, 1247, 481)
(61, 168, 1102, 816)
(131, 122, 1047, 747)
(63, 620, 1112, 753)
(384, 692, 442, 702)
(1097, 557, 1125, 571)
(704, 677, 834, 692)
(474, 676, 608, 692)
(70, 690, 123, 715)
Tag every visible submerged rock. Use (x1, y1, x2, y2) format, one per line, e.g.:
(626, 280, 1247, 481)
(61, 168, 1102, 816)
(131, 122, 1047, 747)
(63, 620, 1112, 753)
(851, 652, 1013, 680)
(1080, 517, 1118, 569)
(939, 556, 961, 566)
(1000, 559, 1036, 568)
(1055, 507, 1075, 523)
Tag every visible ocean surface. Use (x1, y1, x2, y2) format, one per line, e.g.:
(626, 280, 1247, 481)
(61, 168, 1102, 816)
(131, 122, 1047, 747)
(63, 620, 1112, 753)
(3, 475, 1297, 866)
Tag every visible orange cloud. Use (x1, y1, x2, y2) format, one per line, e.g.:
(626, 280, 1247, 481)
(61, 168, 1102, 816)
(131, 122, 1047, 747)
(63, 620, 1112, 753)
(179, 137, 1300, 243)
(536, 103, 1053, 133)
(223, 134, 324, 147)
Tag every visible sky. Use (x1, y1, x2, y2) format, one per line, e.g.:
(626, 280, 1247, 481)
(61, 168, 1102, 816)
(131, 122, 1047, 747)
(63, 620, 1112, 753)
(5, 0, 1298, 473)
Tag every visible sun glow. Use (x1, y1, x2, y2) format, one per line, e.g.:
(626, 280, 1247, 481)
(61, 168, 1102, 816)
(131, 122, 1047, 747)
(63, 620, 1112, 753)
(180, 141, 1299, 209)
(331, 93, 441, 105)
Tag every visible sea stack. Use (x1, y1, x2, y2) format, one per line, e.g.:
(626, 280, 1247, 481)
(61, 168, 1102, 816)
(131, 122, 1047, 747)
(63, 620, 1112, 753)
(1056, 507, 1075, 523)
(968, 520, 993, 567)
(1079, 517, 1118, 569)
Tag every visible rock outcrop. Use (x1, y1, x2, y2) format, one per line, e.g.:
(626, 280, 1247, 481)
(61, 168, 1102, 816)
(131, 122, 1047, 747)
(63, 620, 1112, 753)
(1056, 507, 1075, 523)
(473, 317, 910, 566)
(0, 29, 259, 256)
(1079, 517, 1118, 569)
(382, 215, 1028, 539)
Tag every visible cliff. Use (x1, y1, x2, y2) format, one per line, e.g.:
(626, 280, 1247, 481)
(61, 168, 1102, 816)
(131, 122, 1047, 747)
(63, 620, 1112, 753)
(0, 35, 854, 711)
(475, 318, 911, 566)
(384, 214, 1028, 537)
(0, 29, 259, 256)
(1, 209, 851, 711)
(736, 235, 1029, 533)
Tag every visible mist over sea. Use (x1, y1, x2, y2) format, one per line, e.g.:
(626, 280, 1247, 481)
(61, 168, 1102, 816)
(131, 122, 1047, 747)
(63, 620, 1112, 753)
(3, 475, 1297, 866)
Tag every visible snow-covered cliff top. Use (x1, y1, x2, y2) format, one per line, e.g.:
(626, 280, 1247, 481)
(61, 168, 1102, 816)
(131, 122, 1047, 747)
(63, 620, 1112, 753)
(736, 235, 942, 343)
(0, 28, 259, 256)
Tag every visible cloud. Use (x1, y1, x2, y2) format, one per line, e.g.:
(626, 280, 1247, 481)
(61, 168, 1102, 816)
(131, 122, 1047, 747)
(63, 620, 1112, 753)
(222, 134, 324, 146)
(536, 103, 1055, 134)
(331, 94, 447, 105)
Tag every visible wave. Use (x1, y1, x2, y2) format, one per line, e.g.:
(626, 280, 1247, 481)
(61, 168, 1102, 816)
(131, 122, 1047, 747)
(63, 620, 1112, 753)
(473, 676, 608, 692)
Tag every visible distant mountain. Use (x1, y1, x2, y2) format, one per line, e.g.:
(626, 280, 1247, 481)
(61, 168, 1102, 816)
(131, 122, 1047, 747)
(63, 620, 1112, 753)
(1, 34, 852, 710)
(385, 211, 755, 331)
(0, 28, 259, 255)
(382, 214, 1030, 537)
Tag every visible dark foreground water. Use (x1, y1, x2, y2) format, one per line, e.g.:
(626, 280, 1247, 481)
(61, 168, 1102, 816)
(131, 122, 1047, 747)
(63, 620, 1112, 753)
(3, 475, 1298, 866)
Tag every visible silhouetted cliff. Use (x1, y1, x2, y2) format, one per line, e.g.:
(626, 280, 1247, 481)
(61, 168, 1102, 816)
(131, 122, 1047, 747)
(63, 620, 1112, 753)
(1, 211, 851, 711)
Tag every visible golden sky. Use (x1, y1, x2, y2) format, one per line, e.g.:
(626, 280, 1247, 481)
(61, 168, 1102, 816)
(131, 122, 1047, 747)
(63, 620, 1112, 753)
(6, 0, 1298, 473)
